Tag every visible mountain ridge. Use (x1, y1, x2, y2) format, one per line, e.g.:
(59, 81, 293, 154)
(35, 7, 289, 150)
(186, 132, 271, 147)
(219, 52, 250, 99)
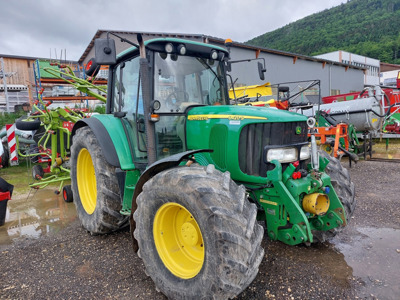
(247, 0, 400, 64)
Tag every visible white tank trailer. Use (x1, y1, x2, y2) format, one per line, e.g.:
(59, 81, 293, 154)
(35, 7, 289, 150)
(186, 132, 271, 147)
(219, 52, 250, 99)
(299, 86, 387, 132)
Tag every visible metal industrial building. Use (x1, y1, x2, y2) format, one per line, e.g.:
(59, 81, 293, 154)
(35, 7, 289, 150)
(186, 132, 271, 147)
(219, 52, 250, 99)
(79, 30, 366, 99)
(315, 50, 380, 86)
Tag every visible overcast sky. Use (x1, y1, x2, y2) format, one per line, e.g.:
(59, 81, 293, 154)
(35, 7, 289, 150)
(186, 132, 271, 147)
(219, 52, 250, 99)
(0, 0, 344, 61)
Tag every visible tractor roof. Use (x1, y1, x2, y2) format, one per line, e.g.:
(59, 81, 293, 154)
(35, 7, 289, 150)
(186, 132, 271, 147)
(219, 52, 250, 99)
(117, 37, 228, 59)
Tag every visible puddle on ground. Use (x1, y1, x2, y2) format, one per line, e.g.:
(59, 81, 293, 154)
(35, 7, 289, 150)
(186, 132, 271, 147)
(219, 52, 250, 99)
(0, 188, 77, 251)
(333, 227, 400, 300)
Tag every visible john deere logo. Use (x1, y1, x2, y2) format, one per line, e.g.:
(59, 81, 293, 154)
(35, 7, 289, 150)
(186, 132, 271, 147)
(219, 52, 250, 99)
(296, 126, 302, 134)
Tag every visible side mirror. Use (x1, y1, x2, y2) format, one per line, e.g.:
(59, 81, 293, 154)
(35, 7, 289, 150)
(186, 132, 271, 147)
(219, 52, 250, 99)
(258, 62, 266, 81)
(94, 38, 117, 65)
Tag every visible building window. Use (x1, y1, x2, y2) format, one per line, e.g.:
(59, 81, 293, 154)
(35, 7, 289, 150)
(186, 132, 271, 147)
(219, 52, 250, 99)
(331, 89, 341, 96)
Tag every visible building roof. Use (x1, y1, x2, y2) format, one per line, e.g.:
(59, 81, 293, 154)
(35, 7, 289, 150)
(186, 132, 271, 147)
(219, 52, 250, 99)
(208, 37, 365, 70)
(380, 62, 400, 72)
(78, 29, 365, 71)
(0, 53, 77, 64)
(0, 53, 46, 61)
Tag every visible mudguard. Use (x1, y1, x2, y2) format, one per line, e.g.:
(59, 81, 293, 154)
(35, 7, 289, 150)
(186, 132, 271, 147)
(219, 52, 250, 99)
(72, 118, 120, 167)
(71, 115, 136, 169)
(129, 149, 212, 252)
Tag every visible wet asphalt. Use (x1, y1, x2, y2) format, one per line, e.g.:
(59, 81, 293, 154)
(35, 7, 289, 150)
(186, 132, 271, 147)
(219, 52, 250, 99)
(0, 159, 399, 300)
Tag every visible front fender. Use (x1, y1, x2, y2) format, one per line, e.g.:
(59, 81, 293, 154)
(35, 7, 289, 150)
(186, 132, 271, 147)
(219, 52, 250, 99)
(71, 115, 135, 169)
(71, 118, 120, 168)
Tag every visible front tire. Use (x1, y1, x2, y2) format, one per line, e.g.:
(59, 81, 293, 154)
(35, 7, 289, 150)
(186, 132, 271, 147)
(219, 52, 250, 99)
(315, 150, 356, 241)
(133, 164, 264, 299)
(71, 126, 128, 234)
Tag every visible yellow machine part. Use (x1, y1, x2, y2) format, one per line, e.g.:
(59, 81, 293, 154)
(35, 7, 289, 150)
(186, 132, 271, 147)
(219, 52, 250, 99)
(237, 99, 276, 107)
(153, 202, 205, 279)
(302, 193, 330, 216)
(229, 82, 273, 99)
(77, 148, 97, 215)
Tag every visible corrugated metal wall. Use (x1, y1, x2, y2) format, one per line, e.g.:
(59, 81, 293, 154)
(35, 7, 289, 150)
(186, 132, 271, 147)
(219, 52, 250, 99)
(228, 47, 364, 98)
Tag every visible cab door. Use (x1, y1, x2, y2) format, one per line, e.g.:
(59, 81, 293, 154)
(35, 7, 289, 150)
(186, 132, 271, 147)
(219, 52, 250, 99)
(111, 55, 147, 167)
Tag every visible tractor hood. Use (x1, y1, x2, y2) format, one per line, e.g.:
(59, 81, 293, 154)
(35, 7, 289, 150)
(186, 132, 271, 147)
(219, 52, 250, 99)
(186, 105, 308, 184)
(187, 105, 308, 123)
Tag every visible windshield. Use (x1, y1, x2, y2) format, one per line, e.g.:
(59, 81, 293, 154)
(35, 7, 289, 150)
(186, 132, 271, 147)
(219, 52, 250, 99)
(154, 53, 227, 113)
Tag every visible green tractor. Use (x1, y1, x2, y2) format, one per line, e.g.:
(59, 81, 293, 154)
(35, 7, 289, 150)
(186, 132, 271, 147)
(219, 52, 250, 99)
(70, 34, 355, 299)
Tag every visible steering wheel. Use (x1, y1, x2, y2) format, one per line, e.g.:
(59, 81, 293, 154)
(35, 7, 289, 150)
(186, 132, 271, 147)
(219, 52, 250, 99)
(166, 90, 190, 111)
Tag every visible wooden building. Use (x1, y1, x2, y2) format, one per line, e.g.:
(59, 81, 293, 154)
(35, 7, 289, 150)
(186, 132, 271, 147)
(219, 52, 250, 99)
(0, 54, 98, 112)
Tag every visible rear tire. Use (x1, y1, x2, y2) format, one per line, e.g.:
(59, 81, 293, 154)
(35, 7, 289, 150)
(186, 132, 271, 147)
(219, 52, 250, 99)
(71, 126, 128, 234)
(133, 164, 264, 299)
(314, 150, 356, 242)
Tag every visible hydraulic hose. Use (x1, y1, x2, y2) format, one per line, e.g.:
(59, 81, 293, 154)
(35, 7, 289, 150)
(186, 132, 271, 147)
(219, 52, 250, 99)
(371, 102, 397, 118)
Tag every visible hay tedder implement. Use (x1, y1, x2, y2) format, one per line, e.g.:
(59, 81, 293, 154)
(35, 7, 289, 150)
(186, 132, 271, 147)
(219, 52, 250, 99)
(14, 62, 107, 201)
(15, 91, 82, 201)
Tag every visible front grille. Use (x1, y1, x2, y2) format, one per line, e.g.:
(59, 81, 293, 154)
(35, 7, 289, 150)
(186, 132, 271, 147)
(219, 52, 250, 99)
(238, 122, 308, 177)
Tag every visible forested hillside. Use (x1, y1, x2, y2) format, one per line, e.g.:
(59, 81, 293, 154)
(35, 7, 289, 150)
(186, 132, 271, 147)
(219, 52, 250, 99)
(247, 0, 400, 64)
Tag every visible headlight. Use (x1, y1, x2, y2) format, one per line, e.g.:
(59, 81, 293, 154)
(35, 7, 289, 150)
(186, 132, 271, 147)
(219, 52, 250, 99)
(165, 43, 174, 53)
(300, 145, 311, 160)
(177, 44, 186, 55)
(210, 50, 219, 60)
(266, 148, 297, 163)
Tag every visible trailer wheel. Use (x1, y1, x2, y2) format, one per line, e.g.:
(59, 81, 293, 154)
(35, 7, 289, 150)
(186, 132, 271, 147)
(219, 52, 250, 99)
(62, 185, 73, 203)
(314, 150, 356, 242)
(32, 165, 44, 180)
(85, 58, 100, 77)
(71, 126, 128, 234)
(15, 117, 41, 131)
(133, 164, 264, 299)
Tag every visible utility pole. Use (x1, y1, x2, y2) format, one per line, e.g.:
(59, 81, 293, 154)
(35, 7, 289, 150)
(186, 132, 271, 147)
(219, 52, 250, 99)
(0, 57, 10, 112)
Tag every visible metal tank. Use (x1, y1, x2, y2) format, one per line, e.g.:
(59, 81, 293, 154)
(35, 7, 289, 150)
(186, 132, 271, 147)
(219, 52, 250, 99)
(299, 86, 385, 132)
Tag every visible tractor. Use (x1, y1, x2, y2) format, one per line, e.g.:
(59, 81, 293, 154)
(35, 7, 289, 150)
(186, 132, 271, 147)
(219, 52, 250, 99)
(70, 34, 355, 299)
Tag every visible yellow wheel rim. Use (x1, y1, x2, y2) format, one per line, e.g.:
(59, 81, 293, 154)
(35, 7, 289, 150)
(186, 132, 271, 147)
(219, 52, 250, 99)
(77, 148, 97, 215)
(153, 203, 205, 279)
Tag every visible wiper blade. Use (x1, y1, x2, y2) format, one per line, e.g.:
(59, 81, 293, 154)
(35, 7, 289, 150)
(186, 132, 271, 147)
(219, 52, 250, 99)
(198, 58, 222, 85)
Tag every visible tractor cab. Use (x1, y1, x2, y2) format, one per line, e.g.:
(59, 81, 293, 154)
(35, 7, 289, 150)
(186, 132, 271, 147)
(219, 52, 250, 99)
(97, 37, 231, 162)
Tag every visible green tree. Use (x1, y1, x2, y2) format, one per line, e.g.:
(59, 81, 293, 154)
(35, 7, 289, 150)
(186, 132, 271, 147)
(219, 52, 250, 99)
(247, 0, 400, 64)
